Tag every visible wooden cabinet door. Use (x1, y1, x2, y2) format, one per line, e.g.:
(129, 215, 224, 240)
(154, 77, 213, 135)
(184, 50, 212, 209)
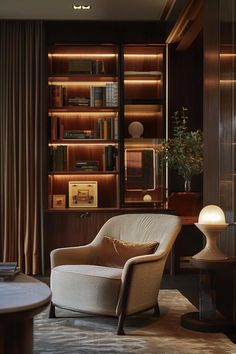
(43, 211, 118, 274)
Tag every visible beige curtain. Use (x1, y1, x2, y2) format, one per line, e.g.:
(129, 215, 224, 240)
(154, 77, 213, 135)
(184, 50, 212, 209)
(0, 21, 46, 274)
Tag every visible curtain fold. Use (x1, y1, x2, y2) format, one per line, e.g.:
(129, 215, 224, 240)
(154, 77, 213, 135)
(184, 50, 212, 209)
(0, 21, 46, 274)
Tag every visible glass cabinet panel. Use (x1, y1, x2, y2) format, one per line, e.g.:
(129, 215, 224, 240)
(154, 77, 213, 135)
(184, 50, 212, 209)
(122, 44, 166, 207)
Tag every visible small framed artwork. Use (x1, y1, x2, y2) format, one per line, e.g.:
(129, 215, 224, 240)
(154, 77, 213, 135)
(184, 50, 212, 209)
(52, 194, 66, 209)
(68, 181, 98, 208)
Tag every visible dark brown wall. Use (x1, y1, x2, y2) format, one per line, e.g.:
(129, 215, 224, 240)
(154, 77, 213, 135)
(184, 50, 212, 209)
(203, 0, 236, 323)
(45, 21, 167, 45)
(168, 39, 203, 194)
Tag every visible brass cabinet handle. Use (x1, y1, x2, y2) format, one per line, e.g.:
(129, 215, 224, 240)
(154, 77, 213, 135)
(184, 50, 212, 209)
(79, 212, 90, 219)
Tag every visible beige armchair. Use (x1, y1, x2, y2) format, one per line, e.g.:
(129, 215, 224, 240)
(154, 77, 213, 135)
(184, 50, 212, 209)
(49, 213, 181, 335)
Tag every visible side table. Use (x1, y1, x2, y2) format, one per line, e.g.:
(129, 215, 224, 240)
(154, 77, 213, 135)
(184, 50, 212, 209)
(181, 257, 236, 332)
(0, 273, 51, 354)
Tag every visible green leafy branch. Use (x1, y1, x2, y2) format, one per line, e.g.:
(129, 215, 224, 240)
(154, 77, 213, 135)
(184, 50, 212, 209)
(161, 107, 203, 181)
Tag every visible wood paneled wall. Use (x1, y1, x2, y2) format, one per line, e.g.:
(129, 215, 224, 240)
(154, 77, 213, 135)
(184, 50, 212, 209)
(203, 0, 236, 322)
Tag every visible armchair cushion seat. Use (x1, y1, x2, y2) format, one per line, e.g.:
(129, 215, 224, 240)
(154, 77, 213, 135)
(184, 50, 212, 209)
(51, 264, 122, 316)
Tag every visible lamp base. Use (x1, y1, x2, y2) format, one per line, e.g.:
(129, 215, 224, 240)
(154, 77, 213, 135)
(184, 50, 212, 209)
(193, 223, 229, 261)
(192, 248, 228, 260)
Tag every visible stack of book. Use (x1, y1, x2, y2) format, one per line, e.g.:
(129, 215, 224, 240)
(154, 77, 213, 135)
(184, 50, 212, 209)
(67, 97, 90, 106)
(75, 161, 99, 171)
(63, 130, 95, 139)
(0, 262, 20, 281)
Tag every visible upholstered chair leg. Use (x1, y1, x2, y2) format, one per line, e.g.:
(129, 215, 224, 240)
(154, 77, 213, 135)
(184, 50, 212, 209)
(117, 312, 126, 335)
(154, 303, 160, 317)
(49, 302, 56, 318)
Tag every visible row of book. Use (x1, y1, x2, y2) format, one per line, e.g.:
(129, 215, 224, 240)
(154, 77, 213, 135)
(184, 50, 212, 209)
(94, 116, 118, 139)
(49, 145, 68, 172)
(48, 145, 117, 172)
(90, 83, 118, 107)
(49, 83, 118, 108)
(49, 85, 67, 107)
(49, 116, 118, 141)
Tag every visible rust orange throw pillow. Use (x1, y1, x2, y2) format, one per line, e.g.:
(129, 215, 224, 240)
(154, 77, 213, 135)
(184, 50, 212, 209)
(95, 236, 159, 268)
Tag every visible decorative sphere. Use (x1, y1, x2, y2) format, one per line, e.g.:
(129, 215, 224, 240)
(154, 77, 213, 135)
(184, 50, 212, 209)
(143, 194, 152, 202)
(198, 205, 226, 224)
(128, 121, 144, 138)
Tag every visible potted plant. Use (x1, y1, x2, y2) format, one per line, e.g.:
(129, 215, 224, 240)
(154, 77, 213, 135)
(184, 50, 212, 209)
(162, 107, 203, 192)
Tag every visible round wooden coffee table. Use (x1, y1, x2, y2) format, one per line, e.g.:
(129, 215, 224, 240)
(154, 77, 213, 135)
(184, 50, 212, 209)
(0, 273, 51, 354)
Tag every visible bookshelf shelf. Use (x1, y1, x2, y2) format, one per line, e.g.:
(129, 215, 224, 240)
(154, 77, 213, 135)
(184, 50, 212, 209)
(47, 43, 165, 211)
(47, 44, 120, 210)
(48, 171, 118, 175)
(49, 139, 118, 144)
(48, 107, 118, 112)
(49, 75, 118, 82)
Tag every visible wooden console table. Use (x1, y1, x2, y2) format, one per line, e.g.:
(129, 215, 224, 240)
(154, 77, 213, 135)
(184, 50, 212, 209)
(181, 258, 236, 332)
(0, 273, 51, 354)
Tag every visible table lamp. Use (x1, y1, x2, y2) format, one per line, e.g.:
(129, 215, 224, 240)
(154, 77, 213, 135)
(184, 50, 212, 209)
(192, 205, 229, 260)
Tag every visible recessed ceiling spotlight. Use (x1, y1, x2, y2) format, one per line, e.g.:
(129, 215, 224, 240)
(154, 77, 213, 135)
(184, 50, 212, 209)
(73, 4, 91, 10)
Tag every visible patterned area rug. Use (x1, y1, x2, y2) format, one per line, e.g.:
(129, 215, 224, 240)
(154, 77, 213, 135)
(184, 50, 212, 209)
(34, 290, 236, 354)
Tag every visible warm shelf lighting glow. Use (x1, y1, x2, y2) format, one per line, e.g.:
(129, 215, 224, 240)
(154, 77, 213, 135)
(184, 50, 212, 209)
(125, 142, 162, 148)
(220, 80, 236, 83)
(48, 82, 115, 86)
(220, 53, 236, 57)
(49, 142, 117, 147)
(48, 53, 116, 58)
(124, 79, 161, 84)
(125, 112, 161, 117)
(49, 112, 118, 116)
(52, 174, 115, 179)
(124, 54, 162, 59)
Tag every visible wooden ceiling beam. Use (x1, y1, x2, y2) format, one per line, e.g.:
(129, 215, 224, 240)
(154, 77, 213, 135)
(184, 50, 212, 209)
(176, 4, 203, 50)
(166, 0, 203, 49)
(159, 0, 176, 21)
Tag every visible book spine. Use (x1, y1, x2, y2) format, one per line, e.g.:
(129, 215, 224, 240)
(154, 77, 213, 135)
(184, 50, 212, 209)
(114, 116, 118, 139)
(105, 145, 115, 171)
(63, 145, 68, 171)
(103, 119, 108, 140)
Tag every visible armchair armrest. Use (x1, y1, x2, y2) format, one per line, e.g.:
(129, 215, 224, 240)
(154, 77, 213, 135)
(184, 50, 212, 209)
(50, 244, 94, 268)
(117, 252, 168, 316)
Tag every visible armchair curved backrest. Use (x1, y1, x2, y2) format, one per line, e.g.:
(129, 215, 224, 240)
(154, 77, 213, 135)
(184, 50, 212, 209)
(92, 213, 180, 255)
(50, 213, 182, 335)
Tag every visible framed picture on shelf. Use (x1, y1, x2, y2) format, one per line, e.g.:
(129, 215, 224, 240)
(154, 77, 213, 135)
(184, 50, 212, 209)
(68, 181, 98, 208)
(52, 194, 66, 209)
